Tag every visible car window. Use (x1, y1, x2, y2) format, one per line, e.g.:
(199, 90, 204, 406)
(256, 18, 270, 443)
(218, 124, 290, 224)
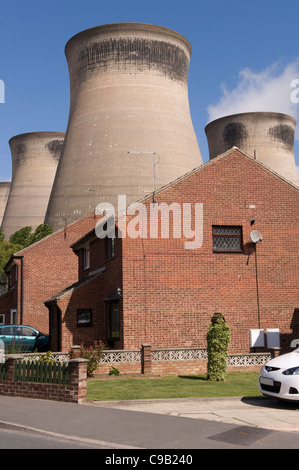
(12, 326, 23, 336)
(21, 327, 37, 336)
(0, 327, 14, 335)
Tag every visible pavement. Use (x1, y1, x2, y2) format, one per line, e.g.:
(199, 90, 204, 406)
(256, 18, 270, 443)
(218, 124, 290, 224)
(88, 395, 299, 433)
(1, 395, 299, 448)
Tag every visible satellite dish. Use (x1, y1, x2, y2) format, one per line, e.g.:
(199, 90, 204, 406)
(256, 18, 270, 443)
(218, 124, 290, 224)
(250, 230, 263, 244)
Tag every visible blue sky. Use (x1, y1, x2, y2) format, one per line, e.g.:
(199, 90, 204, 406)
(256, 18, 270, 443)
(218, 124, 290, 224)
(1, 0, 299, 181)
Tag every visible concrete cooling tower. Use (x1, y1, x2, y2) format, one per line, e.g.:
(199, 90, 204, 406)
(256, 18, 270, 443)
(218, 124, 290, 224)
(0, 182, 10, 226)
(45, 23, 202, 231)
(205, 112, 299, 186)
(1, 132, 65, 239)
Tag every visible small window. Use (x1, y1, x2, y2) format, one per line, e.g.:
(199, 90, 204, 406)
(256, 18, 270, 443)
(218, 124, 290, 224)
(83, 246, 90, 269)
(10, 309, 17, 324)
(0, 314, 4, 325)
(213, 226, 243, 252)
(106, 302, 120, 341)
(106, 237, 116, 260)
(77, 309, 92, 326)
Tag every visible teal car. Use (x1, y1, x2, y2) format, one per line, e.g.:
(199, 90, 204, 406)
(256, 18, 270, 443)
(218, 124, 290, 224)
(0, 325, 49, 352)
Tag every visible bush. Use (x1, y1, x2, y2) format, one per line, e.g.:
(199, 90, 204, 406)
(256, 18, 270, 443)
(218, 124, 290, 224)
(109, 366, 120, 376)
(74, 341, 104, 377)
(38, 351, 56, 364)
(206, 313, 231, 381)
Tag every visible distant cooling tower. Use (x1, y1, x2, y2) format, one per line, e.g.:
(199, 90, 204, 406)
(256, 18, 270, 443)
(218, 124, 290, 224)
(205, 112, 299, 186)
(0, 182, 10, 226)
(1, 132, 65, 239)
(45, 23, 202, 230)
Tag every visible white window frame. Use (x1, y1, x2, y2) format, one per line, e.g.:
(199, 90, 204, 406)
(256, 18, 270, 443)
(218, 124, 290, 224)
(83, 245, 90, 270)
(10, 309, 17, 324)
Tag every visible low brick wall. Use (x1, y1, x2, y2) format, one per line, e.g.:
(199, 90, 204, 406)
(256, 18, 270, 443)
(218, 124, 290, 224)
(0, 356, 88, 404)
(96, 345, 272, 376)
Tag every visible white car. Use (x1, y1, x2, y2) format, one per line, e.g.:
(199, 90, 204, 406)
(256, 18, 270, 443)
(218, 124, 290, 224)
(259, 348, 299, 401)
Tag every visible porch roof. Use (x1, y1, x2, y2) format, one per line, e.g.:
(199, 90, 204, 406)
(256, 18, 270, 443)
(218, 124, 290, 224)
(44, 267, 105, 305)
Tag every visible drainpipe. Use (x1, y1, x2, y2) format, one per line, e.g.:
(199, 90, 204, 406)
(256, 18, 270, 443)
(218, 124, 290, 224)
(14, 256, 23, 324)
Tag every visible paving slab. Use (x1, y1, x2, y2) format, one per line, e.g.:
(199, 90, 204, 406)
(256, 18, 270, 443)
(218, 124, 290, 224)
(87, 396, 299, 433)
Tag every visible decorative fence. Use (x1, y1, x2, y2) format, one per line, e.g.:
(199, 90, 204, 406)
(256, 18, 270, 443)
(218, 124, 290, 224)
(97, 346, 273, 376)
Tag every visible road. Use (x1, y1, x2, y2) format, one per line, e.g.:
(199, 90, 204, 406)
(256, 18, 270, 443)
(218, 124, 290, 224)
(1, 395, 299, 451)
(0, 427, 109, 449)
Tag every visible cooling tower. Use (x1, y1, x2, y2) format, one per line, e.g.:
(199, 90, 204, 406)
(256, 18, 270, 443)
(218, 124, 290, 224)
(1, 132, 65, 239)
(0, 182, 10, 226)
(205, 112, 299, 186)
(45, 23, 202, 230)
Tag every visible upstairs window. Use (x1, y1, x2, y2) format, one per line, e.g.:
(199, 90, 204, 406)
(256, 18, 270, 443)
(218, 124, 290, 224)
(83, 246, 90, 269)
(212, 226, 243, 253)
(106, 237, 116, 260)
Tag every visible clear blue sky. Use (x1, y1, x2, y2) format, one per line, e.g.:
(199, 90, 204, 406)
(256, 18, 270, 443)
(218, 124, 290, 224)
(1, 0, 299, 181)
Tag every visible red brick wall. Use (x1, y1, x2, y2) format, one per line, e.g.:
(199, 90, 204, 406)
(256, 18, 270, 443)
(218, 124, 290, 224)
(53, 235, 123, 351)
(121, 150, 299, 353)
(0, 288, 17, 324)
(0, 213, 101, 334)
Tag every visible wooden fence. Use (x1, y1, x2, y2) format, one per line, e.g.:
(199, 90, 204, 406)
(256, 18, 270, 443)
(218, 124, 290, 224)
(13, 360, 71, 385)
(0, 362, 6, 380)
(0, 355, 87, 403)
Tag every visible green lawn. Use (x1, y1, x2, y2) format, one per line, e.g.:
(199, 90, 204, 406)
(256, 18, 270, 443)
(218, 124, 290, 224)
(87, 372, 262, 401)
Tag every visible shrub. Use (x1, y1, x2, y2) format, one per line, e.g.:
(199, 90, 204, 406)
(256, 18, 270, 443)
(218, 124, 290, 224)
(75, 341, 104, 377)
(109, 366, 120, 376)
(206, 313, 231, 381)
(38, 351, 56, 363)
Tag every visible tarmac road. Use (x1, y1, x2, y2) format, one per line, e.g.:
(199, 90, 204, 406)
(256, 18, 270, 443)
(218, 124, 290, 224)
(0, 395, 299, 449)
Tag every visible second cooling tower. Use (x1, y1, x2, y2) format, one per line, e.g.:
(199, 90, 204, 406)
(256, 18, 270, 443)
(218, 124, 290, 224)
(45, 23, 202, 230)
(1, 132, 65, 239)
(205, 112, 299, 186)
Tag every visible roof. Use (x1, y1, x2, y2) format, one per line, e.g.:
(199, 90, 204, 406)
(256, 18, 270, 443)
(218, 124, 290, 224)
(3, 211, 100, 272)
(44, 267, 105, 305)
(70, 229, 99, 251)
(67, 146, 299, 252)
(107, 146, 299, 212)
(150, 146, 299, 200)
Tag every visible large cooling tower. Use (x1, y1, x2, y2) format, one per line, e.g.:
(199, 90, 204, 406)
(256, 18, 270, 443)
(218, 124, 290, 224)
(1, 132, 65, 239)
(0, 182, 10, 226)
(45, 23, 202, 230)
(205, 112, 299, 186)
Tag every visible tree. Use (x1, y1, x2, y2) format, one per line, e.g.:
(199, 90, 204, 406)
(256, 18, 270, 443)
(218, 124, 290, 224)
(206, 312, 231, 381)
(28, 224, 53, 245)
(0, 224, 53, 292)
(0, 228, 22, 291)
(9, 226, 32, 247)
(9, 224, 53, 248)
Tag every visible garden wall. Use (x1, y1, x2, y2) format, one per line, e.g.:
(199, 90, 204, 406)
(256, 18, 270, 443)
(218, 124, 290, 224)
(0, 355, 87, 404)
(95, 345, 273, 376)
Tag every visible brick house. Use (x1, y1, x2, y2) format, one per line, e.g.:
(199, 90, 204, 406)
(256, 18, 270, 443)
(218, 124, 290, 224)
(45, 148, 299, 354)
(0, 213, 101, 334)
